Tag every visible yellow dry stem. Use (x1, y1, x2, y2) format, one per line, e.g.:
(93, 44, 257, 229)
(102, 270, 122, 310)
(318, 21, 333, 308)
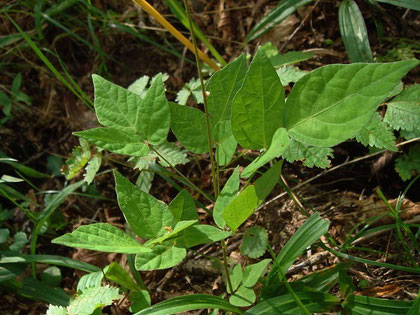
(132, 0, 220, 71)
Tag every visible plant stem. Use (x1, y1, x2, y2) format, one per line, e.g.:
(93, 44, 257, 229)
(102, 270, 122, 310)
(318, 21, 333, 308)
(267, 245, 311, 315)
(183, 0, 234, 295)
(148, 144, 213, 203)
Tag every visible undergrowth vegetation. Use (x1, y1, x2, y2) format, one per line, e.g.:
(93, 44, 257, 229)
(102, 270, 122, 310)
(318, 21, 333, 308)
(0, 0, 419, 314)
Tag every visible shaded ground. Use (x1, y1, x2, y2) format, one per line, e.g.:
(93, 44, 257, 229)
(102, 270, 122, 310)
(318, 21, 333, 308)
(1, 0, 419, 313)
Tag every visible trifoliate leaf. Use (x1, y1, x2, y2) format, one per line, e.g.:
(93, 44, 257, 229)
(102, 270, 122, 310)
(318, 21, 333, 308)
(282, 138, 333, 168)
(395, 144, 420, 181)
(84, 155, 102, 185)
(241, 226, 268, 259)
(355, 112, 397, 151)
(384, 84, 420, 134)
(62, 139, 91, 180)
(176, 78, 203, 105)
(67, 285, 121, 315)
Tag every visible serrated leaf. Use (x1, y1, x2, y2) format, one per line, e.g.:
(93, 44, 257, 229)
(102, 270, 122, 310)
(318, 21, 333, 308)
(63, 139, 90, 180)
(284, 60, 419, 147)
(154, 142, 189, 167)
(52, 223, 146, 254)
(84, 155, 102, 185)
(282, 138, 333, 168)
(276, 66, 307, 86)
(114, 171, 174, 239)
(241, 128, 289, 178)
(229, 285, 256, 307)
(178, 224, 231, 248)
(77, 270, 104, 292)
(232, 48, 284, 150)
(46, 305, 66, 315)
(240, 226, 269, 259)
(136, 169, 154, 193)
(207, 54, 247, 143)
(168, 190, 198, 224)
(384, 84, 420, 134)
(74, 128, 149, 157)
(213, 167, 239, 228)
(135, 242, 186, 271)
(242, 259, 271, 287)
(92, 74, 169, 145)
(176, 78, 203, 105)
(395, 144, 420, 181)
(245, 0, 313, 42)
(355, 112, 397, 151)
(339, 0, 373, 63)
(169, 102, 208, 153)
(67, 285, 121, 315)
(223, 161, 282, 232)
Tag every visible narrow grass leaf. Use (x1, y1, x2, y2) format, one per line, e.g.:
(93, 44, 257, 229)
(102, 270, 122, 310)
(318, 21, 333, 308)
(344, 294, 414, 314)
(133, 294, 242, 315)
(18, 277, 70, 307)
(52, 223, 146, 254)
(284, 60, 419, 147)
(376, 0, 420, 10)
(114, 171, 174, 239)
(339, 0, 373, 63)
(232, 48, 285, 150)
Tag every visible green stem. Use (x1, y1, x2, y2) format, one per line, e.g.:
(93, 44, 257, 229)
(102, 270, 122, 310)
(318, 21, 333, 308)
(267, 245, 311, 315)
(149, 144, 213, 203)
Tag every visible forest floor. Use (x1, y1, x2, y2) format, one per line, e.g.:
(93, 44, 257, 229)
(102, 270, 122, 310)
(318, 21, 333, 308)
(0, 0, 419, 313)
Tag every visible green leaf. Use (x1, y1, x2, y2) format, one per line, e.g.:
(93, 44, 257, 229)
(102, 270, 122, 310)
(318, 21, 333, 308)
(149, 220, 197, 245)
(133, 294, 242, 315)
(240, 226, 269, 259)
(154, 142, 189, 167)
(215, 135, 237, 166)
(178, 224, 231, 248)
(276, 66, 307, 86)
(130, 290, 151, 313)
(244, 291, 339, 314)
(395, 144, 420, 181)
(136, 169, 155, 193)
(355, 112, 397, 151)
(0, 155, 50, 178)
(74, 128, 149, 157)
(169, 102, 208, 154)
(77, 270, 103, 292)
(84, 155, 102, 185)
(0, 263, 25, 282)
(241, 128, 289, 178)
(384, 84, 420, 134)
(135, 242, 186, 271)
(168, 190, 198, 224)
(344, 294, 415, 314)
(92, 74, 169, 145)
(9, 231, 27, 251)
(376, 0, 420, 11)
(114, 171, 174, 239)
(229, 264, 243, 293)
(242, 259, 271, 287)
(284, 60, 419, 147)
(339, 0, 373, 63)
(245, 0, 313, 42)
(270, 51, 313, 67)
(0, 228, 9, 243)
(52, 223, 147, 254)
(213, 167, 240, 228)
(207, 54, 247, 143)
(63, 139, 91, 180)
(223, 161, 283, 232)
(104, 262, 142, 292)
(282, 138, 333, 168)
(339, 269, 355, 299)
(176, 78, 203, 105)
(232, 48, 285, 150)
(41, 266, 62, 287)
(407, 294, 420, 315)
(18, 277, 70, 307)
(263, 213, 329, 298)
(229, 285, 256, 307)
(128, 75, 150, 97)
(46, 305, 66, 315)
(67, 285, 121, 315)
